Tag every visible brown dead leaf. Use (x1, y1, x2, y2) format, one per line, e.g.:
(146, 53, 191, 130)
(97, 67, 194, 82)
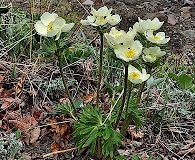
(1, 97, 15, 109)
(180, 7, 191, 19)
(82, 92, 96, 103)
(1, 97, 22, 109)
(128, 126, 144, 140)
(32, 108, 44, 122)
(51, 141, 61, 152)
(14, 74, 26, 95)
(9, 115, 38, 144)
(42, 102, 53, 111)
(167, 14, 178, 25)
(30, 127, 40, 143)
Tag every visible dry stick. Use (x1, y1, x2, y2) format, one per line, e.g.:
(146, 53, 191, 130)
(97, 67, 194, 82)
(43, 147, 78, 158)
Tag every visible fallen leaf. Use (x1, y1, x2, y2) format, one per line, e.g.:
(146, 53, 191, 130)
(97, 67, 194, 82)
(82, 92, 96, 103)
(180, 7, 191, 19)
(30, 127, 40, 143)
(128, 126, 144, 140)
(1, 97, 15, 109)
(32, 108, 44, 122)
(181, 30, 195, 40)
(9, 115, 38, 145)
(51, 141, 61, 152)
(167, 14, 178, 25)
(14, 74, 26, 95)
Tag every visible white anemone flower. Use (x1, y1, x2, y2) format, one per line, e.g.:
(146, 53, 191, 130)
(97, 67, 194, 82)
(145, 30, 170, 44)
(104, 27, 131, 48)
(91, 6, 112, 17)
(35, 12, 58, 37)
(81, 6, 121, 27)
(114, 40, 142, 62)
(127, 65, 150, 84)
(133, 17, 164, 33)
(80, 16, 95, 25)
(108, 14, 121, 25)
(142, 47, 166, 63)
(35, 12, 74, 40)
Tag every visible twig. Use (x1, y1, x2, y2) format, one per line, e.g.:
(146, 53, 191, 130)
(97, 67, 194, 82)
(43, 147, 78, 158)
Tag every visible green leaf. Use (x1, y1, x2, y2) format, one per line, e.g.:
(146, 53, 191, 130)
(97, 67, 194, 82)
(82, 127, 98, 148)
(168, 72, 178, 81)
(178, 74, 193, 89)
(15, 129, 22, 139)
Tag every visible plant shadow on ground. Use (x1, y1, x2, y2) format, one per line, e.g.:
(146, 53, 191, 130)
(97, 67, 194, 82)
(0, 0, 194, 160)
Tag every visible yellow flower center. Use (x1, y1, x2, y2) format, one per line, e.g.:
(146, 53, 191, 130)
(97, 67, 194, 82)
(130, 72, 140, 80)
(114, 33, 122, 38)
(152, 35, 160, 41)
(99, 19, 105, 24)
(47, 21, 54, 32)
(125, 49, 136, 58)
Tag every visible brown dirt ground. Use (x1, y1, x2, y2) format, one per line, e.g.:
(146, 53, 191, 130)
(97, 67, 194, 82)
(1, 0, 195, 160)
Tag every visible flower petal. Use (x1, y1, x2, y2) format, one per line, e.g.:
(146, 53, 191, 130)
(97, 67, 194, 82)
(34, 21, 47, 36)
(61, 23, 75, 32)
(41, 12, 58, 26)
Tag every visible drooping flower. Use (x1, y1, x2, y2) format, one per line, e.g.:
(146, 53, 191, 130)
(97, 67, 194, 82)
(104, 27, 131, 48)
(144, 30, 170, 44)
(35, 12, 74, 40)
(127, 65, 150, 84)
(81, 6, 121, 27)
(114, 40, 142, 62)
(133, 17, 164, 33)
(142, 47, 166, 63)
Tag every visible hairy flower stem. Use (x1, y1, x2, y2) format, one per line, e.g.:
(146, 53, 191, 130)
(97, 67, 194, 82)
(114, 65, 128, 130)
(120, 82, 133, 136)
(96, 32, 104, 107)
(56, 52, 76, 111)
(136, 64, 152, 104)
(94, 137, 102, 160)
(136, 81, 146, 104)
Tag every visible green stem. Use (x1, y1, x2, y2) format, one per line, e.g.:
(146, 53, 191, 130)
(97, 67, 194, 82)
(120, 114, 133, 136)
(96, 32, 104, 107)
(94, 137, 102, 160)
(136, 81, 146, 104)
(120, 82, 133, 136)
(56, 52, 76, 111)
(114, 65, 128, 129)
(136, 64, 152, 104)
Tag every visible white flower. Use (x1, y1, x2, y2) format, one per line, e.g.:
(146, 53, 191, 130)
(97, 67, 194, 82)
(114, 40, 142, 62)
(104, 27, 131, 48)
(91, 6, 112, 17)
(80, 16, 95, 25)
(108, 14, 121, 25)
(81, 6, 121, 27)
(142, 47, 166, 63)
(35, 12, 58, 36)
(127, 65, 150, 84)
(133, 17, 164, 33)
(145, 30, 170, 44)
(35, 12, 74, 40)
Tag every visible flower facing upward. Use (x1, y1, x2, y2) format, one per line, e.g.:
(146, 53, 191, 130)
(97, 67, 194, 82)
(133, 17, 164, 33)
(104, 27, 131, 48)
(144, 30, 170, 44)
(127, 65, 150, 84)
(35, 12, 74, 40)
(114, 40, 142, 62)
(142, 47, 166, 63)
(80, 6, 121, 27)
